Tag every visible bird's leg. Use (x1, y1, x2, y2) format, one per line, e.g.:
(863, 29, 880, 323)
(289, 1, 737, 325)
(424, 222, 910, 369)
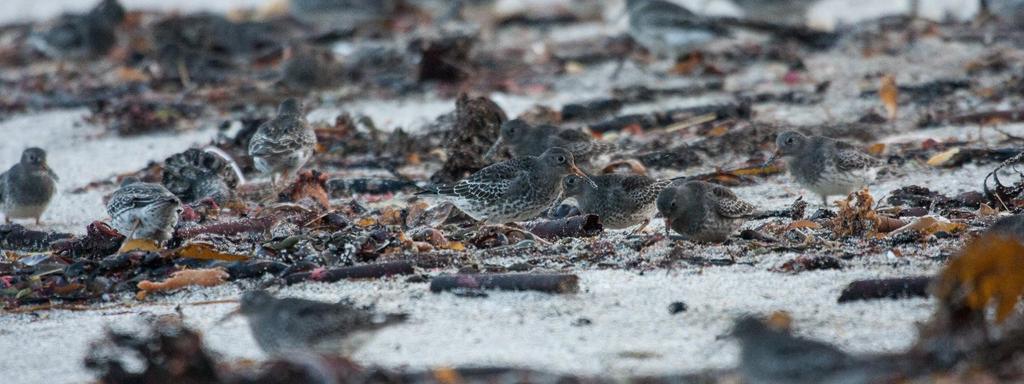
(278, 170, 294, 189)
(821, 195, 828, 207)
(127, 218, 142, 240)
(35, 216, 42, 226)
(630, 219, 651, 236)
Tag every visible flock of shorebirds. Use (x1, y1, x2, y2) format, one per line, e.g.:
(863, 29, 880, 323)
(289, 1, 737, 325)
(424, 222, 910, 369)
(1, 97, 884, 245)
(1, 0, 948, 377)
(2, 0, 895, 246)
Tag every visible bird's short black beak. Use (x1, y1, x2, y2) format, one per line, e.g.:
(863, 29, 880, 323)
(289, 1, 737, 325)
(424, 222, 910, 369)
(762, 150, 780, 168)
(484, 137, 504, 160)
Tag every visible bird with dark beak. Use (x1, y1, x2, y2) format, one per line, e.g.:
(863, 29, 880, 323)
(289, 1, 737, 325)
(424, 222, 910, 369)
(766, 131, 882, 205)
(1, 147, 59, 225)
(419, 147, 596, 224)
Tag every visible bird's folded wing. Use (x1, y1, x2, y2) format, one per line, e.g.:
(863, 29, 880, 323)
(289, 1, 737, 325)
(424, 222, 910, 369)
(621, 176, 664, 205)
(453, 178, 512, 201)
(249, 136, 307, 156)
(110, 184, 168, 211)
(834, 149, 882, 171)
(451, 160, 528, 201)
(711, 185, 755, 218)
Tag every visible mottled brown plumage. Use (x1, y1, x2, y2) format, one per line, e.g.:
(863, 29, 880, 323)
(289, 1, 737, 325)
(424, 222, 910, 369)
(248, 99, 317, 185)
(562, 174, 671, 230)
(419, 148, 595, 224)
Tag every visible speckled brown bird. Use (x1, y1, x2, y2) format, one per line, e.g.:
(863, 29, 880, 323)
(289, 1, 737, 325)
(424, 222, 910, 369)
(561, 173, 671, 231)
(419, 147, 596, 224)
(248, 99, 318, 186)
(106, 179, 182, 243)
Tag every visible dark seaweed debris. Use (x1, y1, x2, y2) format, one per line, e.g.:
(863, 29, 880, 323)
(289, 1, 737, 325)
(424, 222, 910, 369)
(430, 93, 507, 183)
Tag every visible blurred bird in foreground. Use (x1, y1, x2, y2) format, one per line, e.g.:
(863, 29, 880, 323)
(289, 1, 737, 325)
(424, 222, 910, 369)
(230, 291, 408, 356)
(732, 316, 907, 384)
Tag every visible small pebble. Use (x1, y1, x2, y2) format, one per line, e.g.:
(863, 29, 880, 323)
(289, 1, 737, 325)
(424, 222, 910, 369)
(668, 301, 688, 314)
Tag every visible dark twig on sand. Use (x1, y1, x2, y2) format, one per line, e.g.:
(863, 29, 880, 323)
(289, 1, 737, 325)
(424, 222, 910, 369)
(430, 273, 580, 294)
(525, 214, 603, 239)
(837, 276, 931, 303)
(283, 261, 414, 285)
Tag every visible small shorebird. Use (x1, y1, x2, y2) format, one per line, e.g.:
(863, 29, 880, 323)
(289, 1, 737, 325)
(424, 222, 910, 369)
(1, 148, 59, 225)
(233, 291, 408, 356)
(657, 180, 755, 242)
(561, 173, 671, 232)
(767, 131, 883, 205)
(419, 147, 596, 224)
(106, 179, 182, 243)
(248, 98, 318, 186)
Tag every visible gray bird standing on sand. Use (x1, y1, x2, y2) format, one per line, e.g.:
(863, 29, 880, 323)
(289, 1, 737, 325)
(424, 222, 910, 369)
(106, 179, 182, 243)
(657, 180, 755, 242)
(484, 119, 618, 165)
(1, 148, 59, 225)
(626, 0, 731, 58)
(768, 131, 883, 205)
(419, 147, 597, 224)
(561, 173, 671, 231)
(249, 99, 318, 185)
(234, 291, 408, 356)
(732, 316, 905, 384)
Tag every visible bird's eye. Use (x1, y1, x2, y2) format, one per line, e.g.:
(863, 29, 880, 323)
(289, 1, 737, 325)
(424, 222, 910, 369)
(557, 156, 566, 163)
(785, 137, 795, 145)
(671, 202, 677, 209)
